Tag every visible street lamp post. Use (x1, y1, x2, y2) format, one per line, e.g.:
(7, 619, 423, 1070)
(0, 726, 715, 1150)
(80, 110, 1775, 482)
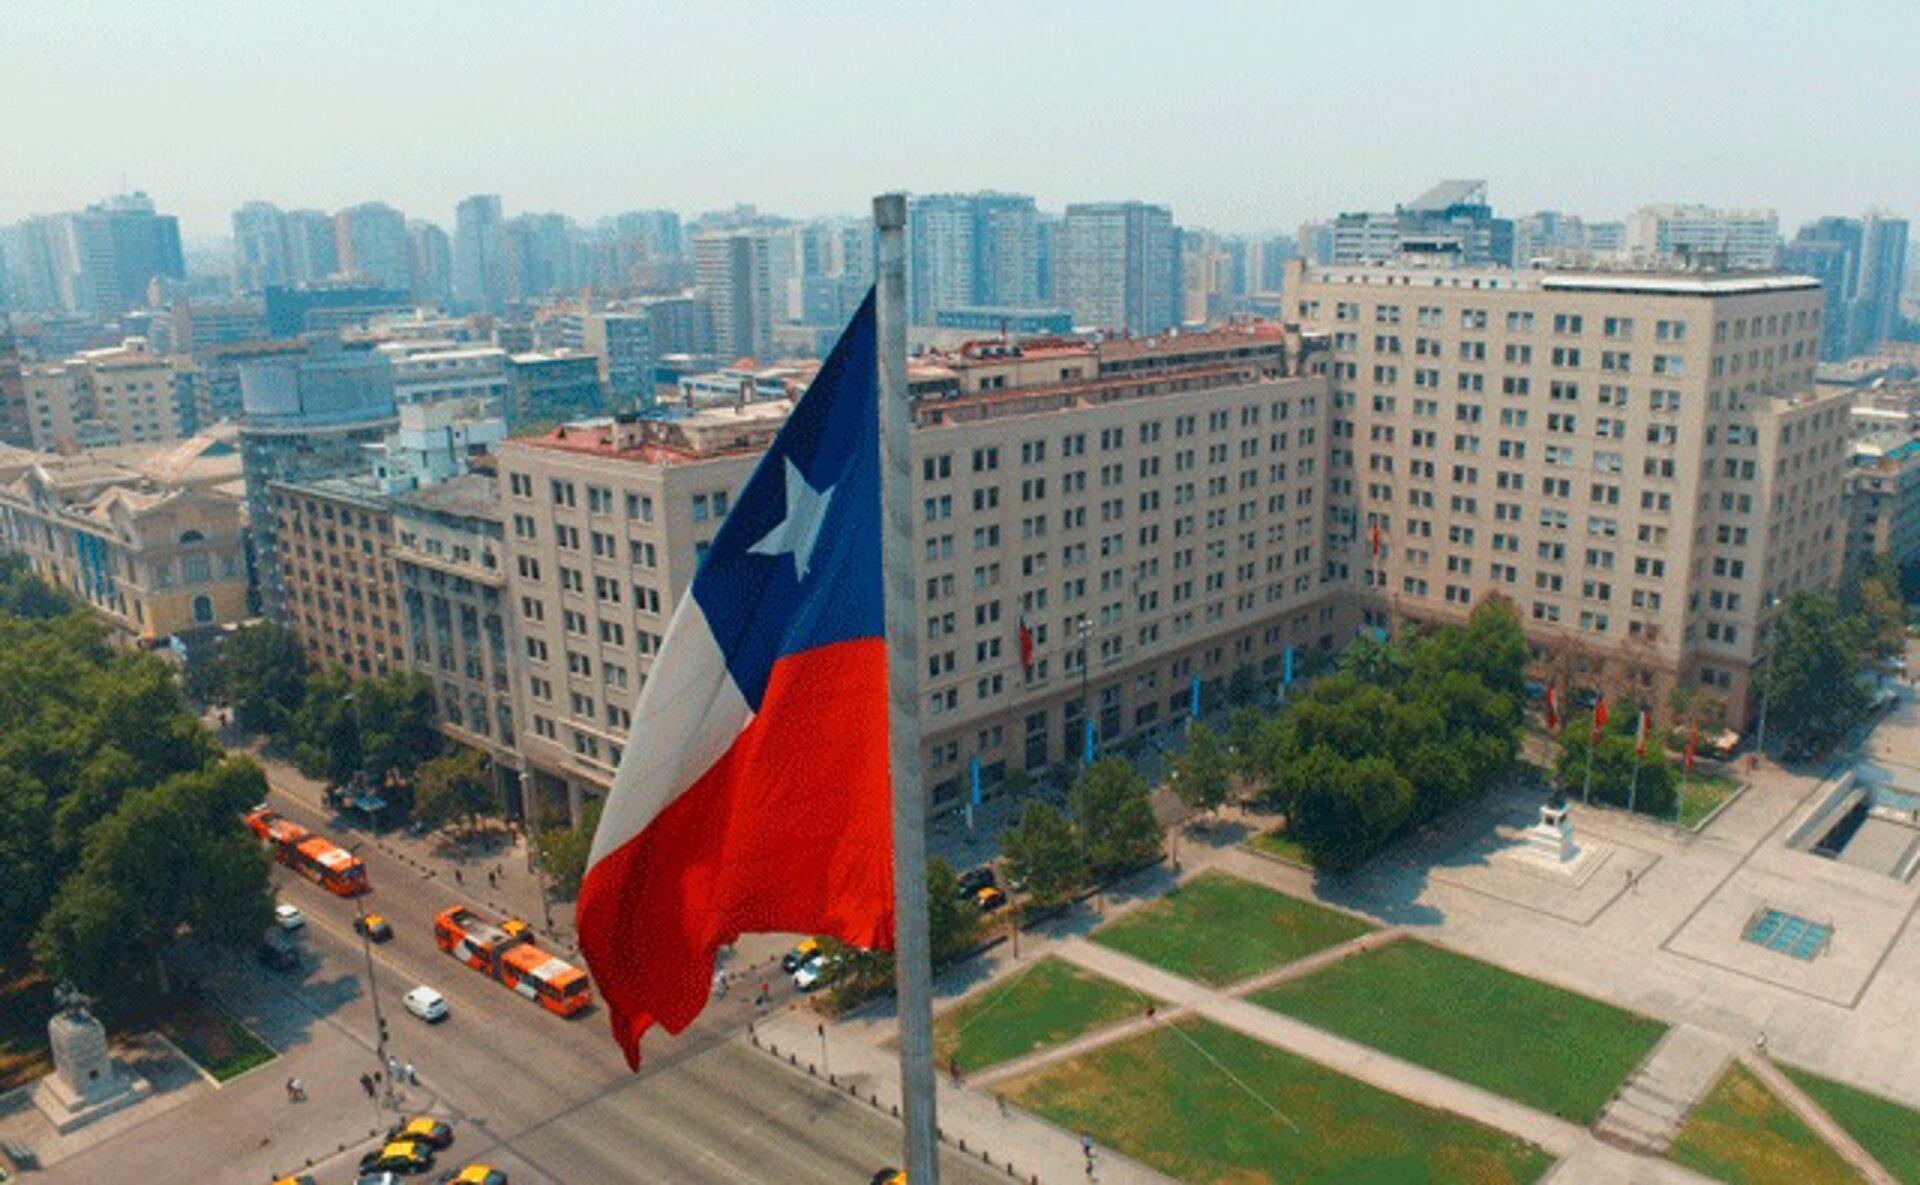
(1754, 595, 1783, 756)
(1078, 619, 1092, 768)
(519, 771, 555, 930)
(347, 856, 393, 1115)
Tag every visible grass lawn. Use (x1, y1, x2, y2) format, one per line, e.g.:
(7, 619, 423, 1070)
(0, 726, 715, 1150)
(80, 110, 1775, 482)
(1248, 825, 1316, 867)
(1251, 938, 1666, 1124)
(1675, 772, 1742, 829)
(1669, 1063, 1864, 1184)
(1090, 871, 1373, 986)
(932, 957, 1146, 1074)
(160, 997, 276, 1082)
(1002, 1016, 1554, 1184)
(1782, 1066, 1920, 1184)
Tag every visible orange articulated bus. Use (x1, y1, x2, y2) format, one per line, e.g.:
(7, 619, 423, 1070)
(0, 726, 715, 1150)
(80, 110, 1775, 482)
(244, 808, 368, 896)
(434, 906, 591, 1017)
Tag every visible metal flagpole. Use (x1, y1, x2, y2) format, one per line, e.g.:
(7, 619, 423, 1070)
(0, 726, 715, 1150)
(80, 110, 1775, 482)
(1582, 719, 1597, 804)
(874, 192, 941, 1185)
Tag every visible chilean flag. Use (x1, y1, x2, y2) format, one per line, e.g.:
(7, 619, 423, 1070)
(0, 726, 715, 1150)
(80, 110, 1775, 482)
(1593, 694, 1609, 733)
(1635, 706, 1652, 757)
(1545, 685, 1560, 732)
(578, 293, 893, 1066)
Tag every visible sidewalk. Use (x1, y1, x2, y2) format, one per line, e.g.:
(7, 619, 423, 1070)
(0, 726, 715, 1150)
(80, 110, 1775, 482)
(751, 1006, 1179, 1185)
(214, 717, 577, 949)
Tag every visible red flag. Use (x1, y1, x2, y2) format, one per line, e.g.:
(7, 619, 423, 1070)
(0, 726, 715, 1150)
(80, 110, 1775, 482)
(1685, 722, 1699, 772)
(1545, 685, 1560, 732)
(1017, 614, 1034, 675)
(1370, 522, 1382, 558)
(1593, 695, 1609, 732)
(1635, 706, 1651, 757)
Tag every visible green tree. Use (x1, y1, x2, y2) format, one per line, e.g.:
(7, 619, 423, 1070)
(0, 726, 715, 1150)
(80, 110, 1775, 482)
(1286, 750, 1414, 875)
(537, 799, 602, 900)
(927, 857, 981, 963)
(1765, 592, 1872, 753)
(1000, 800, 1084, 907)
(215, 621, 309, 734)
(0, 766, 57, 963)
(355, 670, 441, 781)
(0, 555, 80, 619)
(1553, 718, 1679, 818)
(290, 668, 362, 782)
(412, 748, 496, 837)
(1337, 633, 1409, 688)
(1224, 705, 1269, 780)
(1846, 571, 1906, 667)
(1070, 757, 1164, 874)
(1169, 723, 1232, 817)
(33, 758, 274, 993)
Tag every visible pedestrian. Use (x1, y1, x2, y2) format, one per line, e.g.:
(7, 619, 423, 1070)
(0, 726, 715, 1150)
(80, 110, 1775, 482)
(1082, 1133, 1094, 1158)
(488, 870, 498, 888)
(387, 1053, 401, 1081)
(454, 868, 463, 886)
(360, 1072, 374, 1098)
(950, 1055, 961, 1084)
(1146, 1003, 1156, 1021)
(285, 1077, 297, 1102)
(1756, 1031, 1768, 1054)
(404, 1061, 416, 1085)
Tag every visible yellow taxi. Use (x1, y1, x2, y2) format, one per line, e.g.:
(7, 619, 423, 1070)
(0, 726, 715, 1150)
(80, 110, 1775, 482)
(270, 1176, 317, 1185)
(355, 913, 393, 942)
(868, 1170, 906, 1185)
(501, 918, 530, 939)
(442, 1165, 509, 1185)
(360, 1139, 436, 1175)
(387, 1116, 454, 1149)
(781, 937, 824, 972)
(973, 885, 1007, 912)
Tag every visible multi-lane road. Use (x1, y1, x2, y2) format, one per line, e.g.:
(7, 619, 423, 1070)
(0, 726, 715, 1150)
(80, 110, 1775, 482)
(191, 776, 1004, 1184)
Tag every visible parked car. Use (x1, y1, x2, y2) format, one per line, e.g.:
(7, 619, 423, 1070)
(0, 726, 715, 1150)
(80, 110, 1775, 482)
(355, 1176, 403, 1185)
(356, 914, 394, 942)
(869, 1170, 906, 1185)
(274, 903, 306, 931)
(359, 1140, 435, 1176)
(441, 1165, 508, 1185)
(387, 1117, 454, 1150)
(956, 866, 997, 899)
(973, 885, 1007, 912)
(403, 986, 449, 1023)
(781, 938, 823, 973)
(258, 930, 301, 972)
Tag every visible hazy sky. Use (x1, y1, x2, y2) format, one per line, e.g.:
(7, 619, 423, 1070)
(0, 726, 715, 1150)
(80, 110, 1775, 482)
(5, 1, 1917, 242)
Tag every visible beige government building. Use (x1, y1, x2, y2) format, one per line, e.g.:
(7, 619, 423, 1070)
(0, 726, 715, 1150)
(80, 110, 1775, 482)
(1282, 259, 1848, 722)
(496, 326, 1338, 820)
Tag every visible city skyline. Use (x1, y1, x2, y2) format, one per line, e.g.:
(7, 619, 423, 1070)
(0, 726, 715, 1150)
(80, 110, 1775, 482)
(4, 2, 1918, 240)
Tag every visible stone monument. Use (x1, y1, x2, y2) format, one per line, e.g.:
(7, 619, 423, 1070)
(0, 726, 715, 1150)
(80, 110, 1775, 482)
(1522, 796, 1580, 865)
(30, 983, 153, 1133)
(1491, 792, 1607, 884)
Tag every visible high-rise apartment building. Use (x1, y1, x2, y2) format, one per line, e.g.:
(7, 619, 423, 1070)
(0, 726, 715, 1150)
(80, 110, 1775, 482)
(454, 195, 507, 314)
(1060, 202, 1180, 335)
(583, 312, 656, 408)
(907, 193, 1040, 325)
(495, 327, 1332, 820)
(695, 230, 774, 360)
(232, 201, 292, 293)
(238, 338, 398, 620)
(504, 214, 578, 303)
(0, 327, 27, 448)
(409, 222, 454, 308)
(23, 341, 181, 450)
(1783, 213, 1910, 360)
(284, 210, 341, 285)
(1284, 260, 1847, 722)
(333, 202, 413, 295)
(1626, 205, 1780, 270)
(10, 194, 186, 316)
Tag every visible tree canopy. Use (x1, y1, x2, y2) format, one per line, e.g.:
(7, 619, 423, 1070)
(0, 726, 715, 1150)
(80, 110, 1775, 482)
(1254, 600, 1528, 873)
(999, 800, 1084, 907)
(1070, 757, 1164, 875)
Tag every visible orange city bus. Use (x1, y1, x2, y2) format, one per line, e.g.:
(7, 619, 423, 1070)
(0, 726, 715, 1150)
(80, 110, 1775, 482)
(434, 905, 591, 1016)
(244, 808, 368, 896)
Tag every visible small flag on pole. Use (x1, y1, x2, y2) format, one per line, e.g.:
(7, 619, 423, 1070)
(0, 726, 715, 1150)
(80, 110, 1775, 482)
(1594, 694, 1609, 732)
(1084, 719, 1096, 765)
(1370, 522, 1382, 558)
(1017, 614, 1034, 676)
(1283, 645, 1295, 687)
(1545, 685, 1560, 732)
(1190, 675, 1202, 721)
(1635, 706, 1651, 757)
(968, 755, 981, 830)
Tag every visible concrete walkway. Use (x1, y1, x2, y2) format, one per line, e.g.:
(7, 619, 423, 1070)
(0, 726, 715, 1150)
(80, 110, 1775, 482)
(1592, 1026, 1733, 1156)
(1741, 1051, 1898, 1185)
(751, 1006, 1179, 1185)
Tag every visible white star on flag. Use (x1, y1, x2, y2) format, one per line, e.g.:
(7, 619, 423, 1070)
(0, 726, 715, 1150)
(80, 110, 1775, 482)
(747, 457, 835, 580)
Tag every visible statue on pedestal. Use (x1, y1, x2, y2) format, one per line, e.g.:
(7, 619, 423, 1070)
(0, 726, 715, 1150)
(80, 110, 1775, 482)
(31, 981, 153, 1133)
